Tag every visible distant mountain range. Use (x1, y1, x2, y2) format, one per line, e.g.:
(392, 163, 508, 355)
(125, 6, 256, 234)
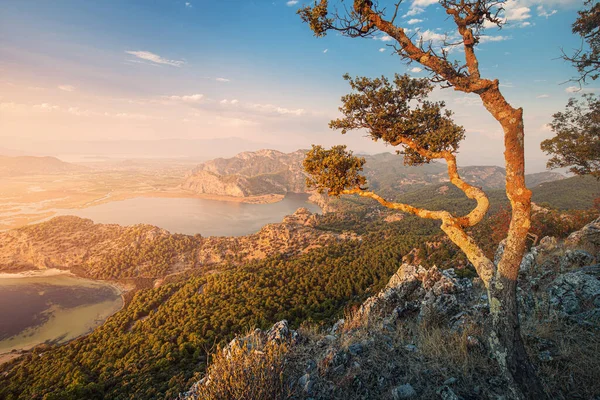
(182, 149, 565, 197)
(0, 155, 88, 177)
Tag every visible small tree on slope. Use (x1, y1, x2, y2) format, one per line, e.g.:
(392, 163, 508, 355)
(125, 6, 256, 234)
(299, 1, 546, 399)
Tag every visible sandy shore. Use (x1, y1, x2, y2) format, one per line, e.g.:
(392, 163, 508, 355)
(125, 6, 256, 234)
(0, 268, 73, 280)
(0, 352, 25, 366)
(141, 191, 285, 204)
(0, 272, 129, 366)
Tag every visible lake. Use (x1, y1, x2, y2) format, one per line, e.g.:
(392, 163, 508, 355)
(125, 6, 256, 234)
(0, 274, 123, 355)
(55, 193, 321, 236)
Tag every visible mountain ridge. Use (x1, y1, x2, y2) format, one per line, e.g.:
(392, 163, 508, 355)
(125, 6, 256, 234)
(182, 149, 565, 198)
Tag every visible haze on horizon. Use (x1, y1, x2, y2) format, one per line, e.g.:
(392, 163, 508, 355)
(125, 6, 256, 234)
(0, 0, 597, 172)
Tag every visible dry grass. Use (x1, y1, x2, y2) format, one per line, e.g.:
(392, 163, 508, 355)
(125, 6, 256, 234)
(195, 335, 292, 400)
(523, 311, 600, 399)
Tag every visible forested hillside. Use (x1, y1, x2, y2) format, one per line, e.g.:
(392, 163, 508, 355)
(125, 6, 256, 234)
(0, 217, 436, 399)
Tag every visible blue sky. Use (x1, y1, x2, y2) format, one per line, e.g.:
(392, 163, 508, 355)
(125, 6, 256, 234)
(0, 0, 595, 171)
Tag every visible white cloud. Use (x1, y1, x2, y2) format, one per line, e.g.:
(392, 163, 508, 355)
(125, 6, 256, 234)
(404, 7, 424, 17)
(168, 94, 204, 102)
(286, 0, 298, 6)
(536, 94, 550, 99)
(479, 35, 509, 43)
(504, 0, 531, 21)
(125, 50, 185, 67)
(248, 103, 305, 116)
(407, 18, 423, 25)
(412, 0, 437, 7)
(565, 86, 580, 93)
(58, 85, 76, 92)
(34, 103, 60, 111)
(379, 48, 386, 52)
(419, 30, 446, 43)
(403, 0, 437, 18)
(185, 2, 192, 8)
(323, 49, 328, 54)
(410, 67, 423, 73)
(220, 99, 239, 105)
(374, 35, 393, 42)
(216, 77, 230, 82)
(537, 6, 557, 18)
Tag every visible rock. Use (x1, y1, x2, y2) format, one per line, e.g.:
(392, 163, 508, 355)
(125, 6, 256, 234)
(466, 335, 483, 351)
(443, 377, 458, 385)
(549, 269, 600, 315)
(266, 320, 291, 343)
(330, 319, 345, 335)
(519, 248, 538, 273)
(385, 213, 405, 223)
(182, 149, 307, 197)
(348, 343, 364, 356)
(282, 208, 318, 227)
(298, 373, 315, 394)
(559, 250, 595, 271)
(306, 359, 317, 373)
(538, 236, 558, 251)
(405, 344, 418, 352)
(566, 217, 600, 247)
(392, 384, 417, 399)
(437, 385, 460, 400)
(538, 350, 553, 362)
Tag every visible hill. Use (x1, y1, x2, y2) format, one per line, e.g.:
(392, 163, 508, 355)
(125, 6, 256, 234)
(532, 175, 600, 210)
(185, 217, 600, 400)
(182, 149, 565, 199)
(0, 213, 437, 399)
(182, 149, 307, 196)
(0, 155, 88, 177)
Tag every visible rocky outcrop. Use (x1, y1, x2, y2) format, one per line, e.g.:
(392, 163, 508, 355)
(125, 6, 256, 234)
(181, 170, 249, 197)
(0, 209, 358, 280)
(195, 209, 358, 266)
(182, 149, 307, 197)
(179, 320, 298, 400)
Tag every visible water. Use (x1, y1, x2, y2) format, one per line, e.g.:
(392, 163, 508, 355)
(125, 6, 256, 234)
(55, 193, 321, 236)
(0, 275, 122, 354)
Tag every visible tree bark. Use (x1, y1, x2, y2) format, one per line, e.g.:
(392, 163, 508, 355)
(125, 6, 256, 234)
(487, 276, 547, 400)
(480, 84, 548, 400)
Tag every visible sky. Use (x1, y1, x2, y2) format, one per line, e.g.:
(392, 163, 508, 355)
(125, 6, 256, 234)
(0, 0, 596, 171)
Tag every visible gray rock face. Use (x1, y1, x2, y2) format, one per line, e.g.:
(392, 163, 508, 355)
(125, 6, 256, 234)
(356, 264, 472, 325)
(392, 384, 417, 399)
(266, 320, 291, 343)
(566, 217, 600, 247)
(437, 385, 460, 400)
(549, 268, 600, 315)
(182, 149, 307, 196)
(559, 250, 595, 271)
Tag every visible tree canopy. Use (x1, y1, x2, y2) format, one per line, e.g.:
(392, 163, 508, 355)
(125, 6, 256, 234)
(541, 94, 600, 179)
(563, 0, 600, 83)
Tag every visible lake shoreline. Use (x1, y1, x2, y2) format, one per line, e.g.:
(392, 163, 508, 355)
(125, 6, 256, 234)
(0, 271, 128, 364)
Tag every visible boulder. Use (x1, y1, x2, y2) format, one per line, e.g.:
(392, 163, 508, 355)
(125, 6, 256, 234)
(549, 268, 600, 315)
(392, 384, 417, 399)
(566, 217, 600, 248)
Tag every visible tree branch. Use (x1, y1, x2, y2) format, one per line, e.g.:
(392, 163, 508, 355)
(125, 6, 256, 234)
(342, 187, 495, 286)
(389, 135, 490, 228)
